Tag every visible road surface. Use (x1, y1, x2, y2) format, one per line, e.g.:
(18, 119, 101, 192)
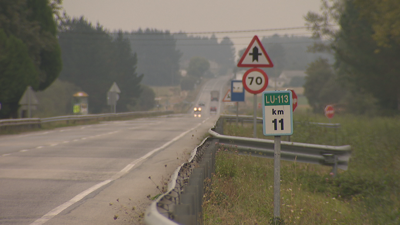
(0, 76, 228, 225)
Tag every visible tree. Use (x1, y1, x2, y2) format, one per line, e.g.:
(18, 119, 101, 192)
(305, 0, 400, 114)
(187, 57, 210, 79)
(354, 0, 400, 48)
(111, 31, 143, 112)
(304, 58, 344, 113)
(0, 0, 62, 118)
(335, 0, 400, 112)
(124, 29, 182, 86)
(0, 30, 38, 118)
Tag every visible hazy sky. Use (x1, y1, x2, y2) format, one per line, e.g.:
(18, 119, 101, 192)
(62, 0, 323, 51)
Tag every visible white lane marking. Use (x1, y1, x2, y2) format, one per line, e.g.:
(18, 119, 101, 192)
(20, 150, 29, 152)
(73, 139, 79, 142)
(2, 154, 11, 157)
(62, 141, 69, 144)
(36, 146, 43, 149)
(30, 118, 209, 225)
(81, 138, 86, 140)
(50, 143, 58, 147)
(30, 179, 112, 225)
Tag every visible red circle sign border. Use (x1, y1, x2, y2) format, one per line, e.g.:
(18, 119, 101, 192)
(325, 105, 335, 119)
(242, 68, 269, 95)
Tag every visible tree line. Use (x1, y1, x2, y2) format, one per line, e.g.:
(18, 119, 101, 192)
(0, 1, 238, 118)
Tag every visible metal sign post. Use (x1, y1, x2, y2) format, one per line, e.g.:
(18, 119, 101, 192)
(253, 94, 257, 137)
(107, 82, 121, 113)
(262, 90, 293, 222)
(274, 136, 281, 220)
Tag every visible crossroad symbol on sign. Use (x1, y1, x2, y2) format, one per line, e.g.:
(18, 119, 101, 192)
(250, 47, 262, 62)
(237, 35, 274, 68)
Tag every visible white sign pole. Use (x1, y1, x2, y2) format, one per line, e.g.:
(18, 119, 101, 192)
(236, 102, 239, 127)
(274, 136, 281, 221)
(253, 94, 257, 137)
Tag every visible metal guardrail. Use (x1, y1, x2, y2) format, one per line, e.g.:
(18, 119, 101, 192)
(208, 128, 351, 171)
(144, 115, 351, 225)
(222, 114, 341, 128)
(145, 137, 217, 225)
(0, 111, 173, 130)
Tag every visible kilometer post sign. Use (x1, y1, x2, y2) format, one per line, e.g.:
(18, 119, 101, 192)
(262, 91, 293, 136)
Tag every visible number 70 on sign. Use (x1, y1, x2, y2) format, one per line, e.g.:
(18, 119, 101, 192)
(262, 91, 293, 136)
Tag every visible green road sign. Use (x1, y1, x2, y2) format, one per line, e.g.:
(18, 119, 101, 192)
(262, 91, 293, 136)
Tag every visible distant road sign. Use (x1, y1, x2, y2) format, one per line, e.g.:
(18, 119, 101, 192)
(325, 105, 335, 119)
(242, 68, 269, 94)
(286, 89, 298, 111)
(231, 80, 245, 102)
(237, 35, 274, 68)
(222, 89, 232, 102)
(263, 91, 293, 136)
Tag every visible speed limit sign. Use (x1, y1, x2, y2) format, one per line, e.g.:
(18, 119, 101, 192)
(242, 68, 269, 94)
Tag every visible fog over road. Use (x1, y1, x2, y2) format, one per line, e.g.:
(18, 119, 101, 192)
(0, 76, 228, 224)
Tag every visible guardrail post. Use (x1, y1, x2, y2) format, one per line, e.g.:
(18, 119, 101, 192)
(185, 183, 200, 224)
(175, 193, 195, 225)
(332, 155, 338, 177)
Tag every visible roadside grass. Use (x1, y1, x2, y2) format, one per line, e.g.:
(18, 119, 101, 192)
(203, 113, 400, 224)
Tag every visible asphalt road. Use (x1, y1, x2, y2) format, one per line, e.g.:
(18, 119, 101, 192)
(0, 76, 228, 225)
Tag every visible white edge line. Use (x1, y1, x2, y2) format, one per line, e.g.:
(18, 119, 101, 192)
(30, 117, 209, 225)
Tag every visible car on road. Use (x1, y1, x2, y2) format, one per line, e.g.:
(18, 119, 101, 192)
(193, 106, 202, 112)
(198, 102, 205, 107)
(210, 106, 217, 113)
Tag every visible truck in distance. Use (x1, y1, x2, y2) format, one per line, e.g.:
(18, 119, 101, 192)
(210, 90, 219, 101)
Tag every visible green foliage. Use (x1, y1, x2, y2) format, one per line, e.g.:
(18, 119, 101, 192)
(304, 58, 344, 113)
(127, 85, 155, 111)
(112, 31, 144, 112)
(123, 29, 181, 86)
(355, 0, 400, 48)
(187, 57, 210, 78)
(305, 0, 400, 114)
(0, 30, 39, 118)
(0, 0, 62, 118)
(335, 0, 400, 113)
(58, 18, 143, 113)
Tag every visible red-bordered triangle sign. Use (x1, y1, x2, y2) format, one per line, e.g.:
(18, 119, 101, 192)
(237, 35, 274, 68)
(222, 89, 231, 102)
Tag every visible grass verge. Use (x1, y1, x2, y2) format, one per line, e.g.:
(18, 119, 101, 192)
(203, 113, 400, 224)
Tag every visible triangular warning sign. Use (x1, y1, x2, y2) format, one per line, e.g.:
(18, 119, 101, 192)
(222, 89, 232, 102)
(237, 35, 274, 68)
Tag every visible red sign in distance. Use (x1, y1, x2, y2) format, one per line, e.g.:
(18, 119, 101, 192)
(242, 68, 269, 94)
(325, 105, 335, 119)
(286, 89, 298, 111)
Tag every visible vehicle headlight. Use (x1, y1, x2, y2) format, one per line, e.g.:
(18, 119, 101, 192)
(198, 107, 202, 111)
(194, 107, 197, 111)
